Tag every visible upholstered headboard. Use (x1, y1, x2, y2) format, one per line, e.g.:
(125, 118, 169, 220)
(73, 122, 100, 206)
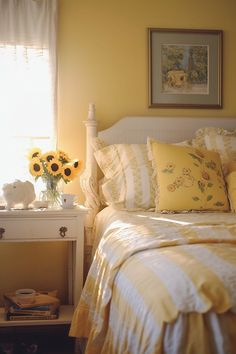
(81, 103, 236, 245)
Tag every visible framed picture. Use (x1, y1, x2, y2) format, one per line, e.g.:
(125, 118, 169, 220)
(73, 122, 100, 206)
(148, 28, 223, 108)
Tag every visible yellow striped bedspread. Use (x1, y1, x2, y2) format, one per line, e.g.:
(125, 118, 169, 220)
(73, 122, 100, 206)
(70, 206, 236, 353)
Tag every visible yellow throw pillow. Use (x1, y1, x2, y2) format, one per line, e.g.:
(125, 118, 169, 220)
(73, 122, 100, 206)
(226, 171, 236, 211)
(148, 140, 229, 212)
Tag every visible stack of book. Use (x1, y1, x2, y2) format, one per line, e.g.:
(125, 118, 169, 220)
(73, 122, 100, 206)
(4, 291, 60, 321)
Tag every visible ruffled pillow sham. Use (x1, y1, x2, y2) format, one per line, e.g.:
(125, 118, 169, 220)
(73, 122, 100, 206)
(193, 127, 236, 175)
(94, 141, 156, 210)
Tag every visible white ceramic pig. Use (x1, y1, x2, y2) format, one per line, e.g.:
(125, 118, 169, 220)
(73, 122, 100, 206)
(2, 180, 36, 210)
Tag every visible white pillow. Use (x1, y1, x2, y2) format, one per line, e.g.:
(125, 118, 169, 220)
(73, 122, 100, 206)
(194, 127, 236, 175)
(94, 143, 155, 210)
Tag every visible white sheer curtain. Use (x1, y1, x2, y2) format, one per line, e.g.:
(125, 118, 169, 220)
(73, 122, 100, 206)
(0, 0, 57, 197)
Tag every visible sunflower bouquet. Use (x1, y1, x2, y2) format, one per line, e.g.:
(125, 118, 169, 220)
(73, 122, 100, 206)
(28, 148, 81, 207)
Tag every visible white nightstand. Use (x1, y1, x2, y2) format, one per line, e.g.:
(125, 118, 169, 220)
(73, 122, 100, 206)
(0, 205, 88, 327)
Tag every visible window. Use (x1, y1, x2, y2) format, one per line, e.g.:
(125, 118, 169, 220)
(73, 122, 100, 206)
(0, 0, 57, 198)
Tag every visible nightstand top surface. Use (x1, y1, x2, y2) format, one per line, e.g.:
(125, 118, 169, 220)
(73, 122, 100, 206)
(0, 205, 89, 218)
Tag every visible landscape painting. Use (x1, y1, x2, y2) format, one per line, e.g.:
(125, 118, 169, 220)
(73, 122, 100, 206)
(149, 28, 222, 108)
(161, 44, 208, 95)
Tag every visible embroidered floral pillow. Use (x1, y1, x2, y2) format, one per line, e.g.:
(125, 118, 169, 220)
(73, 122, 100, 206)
(148, 140, 229, 212)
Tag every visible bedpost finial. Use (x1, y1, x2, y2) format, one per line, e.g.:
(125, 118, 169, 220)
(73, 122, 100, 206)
(88, 103, 96, 121)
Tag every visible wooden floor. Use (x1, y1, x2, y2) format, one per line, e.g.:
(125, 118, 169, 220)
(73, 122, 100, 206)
(0, 324, 76, 354)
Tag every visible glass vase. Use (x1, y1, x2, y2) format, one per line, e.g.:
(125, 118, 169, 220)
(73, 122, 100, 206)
(41, 178, 61, 209)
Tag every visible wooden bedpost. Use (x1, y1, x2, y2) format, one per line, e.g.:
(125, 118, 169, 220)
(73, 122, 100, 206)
(80, 104, 100, 276)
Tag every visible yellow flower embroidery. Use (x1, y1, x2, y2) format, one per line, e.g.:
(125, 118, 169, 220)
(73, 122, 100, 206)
(167, 184, 176, 192)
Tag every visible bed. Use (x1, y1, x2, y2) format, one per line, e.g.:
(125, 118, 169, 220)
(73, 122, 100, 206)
(70, 104, 236, 354)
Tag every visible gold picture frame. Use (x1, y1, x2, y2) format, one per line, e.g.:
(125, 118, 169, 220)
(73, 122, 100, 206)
(148, 28, 223, 108)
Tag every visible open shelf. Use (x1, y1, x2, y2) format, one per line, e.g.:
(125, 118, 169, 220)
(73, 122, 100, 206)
(0, 305, 74, 327)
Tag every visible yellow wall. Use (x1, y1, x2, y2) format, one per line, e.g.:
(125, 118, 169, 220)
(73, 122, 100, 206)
(0, 243, 68, 304)
(1, 0, 236, 306)
(58, 0, 236, 201)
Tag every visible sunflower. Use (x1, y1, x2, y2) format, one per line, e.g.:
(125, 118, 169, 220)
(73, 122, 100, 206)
(41, 151, 58, 163)
(47, 158, 62, 176)
(29, 157, 43, 177)
(28, 147, 82, 205)
(61, 164, 75, 182)
(28, 148, 42, 160)
(72, 159, 82, 171)
(58, 150, 71, 163)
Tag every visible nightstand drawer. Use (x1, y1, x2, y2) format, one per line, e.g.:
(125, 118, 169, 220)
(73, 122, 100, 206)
(0, 218, 77, 240)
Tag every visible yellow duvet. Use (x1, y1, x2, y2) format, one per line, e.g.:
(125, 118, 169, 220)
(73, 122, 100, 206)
(70, 206, 236, 354)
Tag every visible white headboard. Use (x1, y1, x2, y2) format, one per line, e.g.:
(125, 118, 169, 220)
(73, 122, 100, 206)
(81, 103, 236, 244)
(99, 115, 236, 144)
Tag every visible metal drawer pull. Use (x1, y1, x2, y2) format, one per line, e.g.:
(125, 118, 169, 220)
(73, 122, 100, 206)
(0, 227, 5, 239)
(59, 226, 68, 238)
